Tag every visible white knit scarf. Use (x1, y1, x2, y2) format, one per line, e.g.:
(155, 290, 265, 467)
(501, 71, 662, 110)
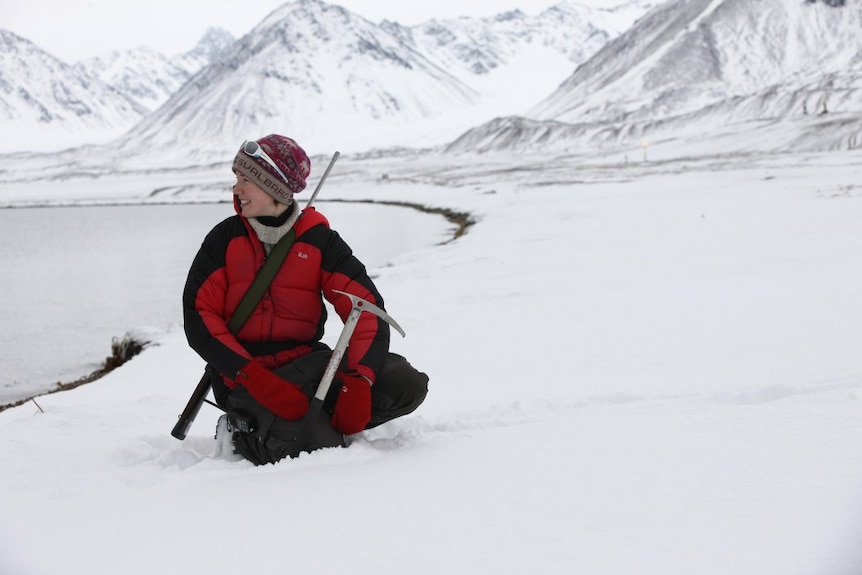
(247, 201, 301, 255)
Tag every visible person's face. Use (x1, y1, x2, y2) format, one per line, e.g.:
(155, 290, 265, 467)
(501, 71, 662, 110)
(232, 172, 287, 218)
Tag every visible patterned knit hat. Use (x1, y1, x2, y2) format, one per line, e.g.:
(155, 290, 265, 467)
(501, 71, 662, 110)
(232, 134, 311, 204)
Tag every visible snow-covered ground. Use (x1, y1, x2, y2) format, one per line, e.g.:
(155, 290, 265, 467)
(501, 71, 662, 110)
(1, 148, 862, 574)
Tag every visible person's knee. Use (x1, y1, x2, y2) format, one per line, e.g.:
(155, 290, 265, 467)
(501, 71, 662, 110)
(404, 369, 428, 409)
(381, 355, 428, 404)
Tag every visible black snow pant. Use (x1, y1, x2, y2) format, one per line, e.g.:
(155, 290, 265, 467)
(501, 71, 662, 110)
(217, 350, 428, 466)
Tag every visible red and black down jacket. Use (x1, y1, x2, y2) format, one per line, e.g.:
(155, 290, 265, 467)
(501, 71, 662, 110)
(182, 205, 390, 389)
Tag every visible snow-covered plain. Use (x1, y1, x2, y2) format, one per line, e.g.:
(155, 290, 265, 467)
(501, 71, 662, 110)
(1, 147, 862, 574)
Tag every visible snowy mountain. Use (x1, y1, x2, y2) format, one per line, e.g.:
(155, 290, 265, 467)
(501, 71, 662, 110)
(449, 0, 862, 155)
(76, 28, 234, 113)
(181, 27, 237, 68)
(533, 0, 862, 124)
(0, 29, 146, 152)
(381, 1, 659, 82)
(0, 0, 658, 158)
(111, 0, 479, 161)
(111, 0, 660, 161)
(0, 27, 234, 154)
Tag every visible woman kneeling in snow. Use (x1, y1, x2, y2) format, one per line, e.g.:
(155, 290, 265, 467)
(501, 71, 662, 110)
(182, 134, 428, 465)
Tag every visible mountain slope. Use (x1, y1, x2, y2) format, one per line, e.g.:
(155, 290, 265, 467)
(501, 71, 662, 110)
(111, 0, 488, 160)
(113, 0, 665, 161)
(0, 29, 146, 152)
(382, 1, 659, 83)
(532, 0, 862, 124)
(0, 28, 235, 154)
(377, 1, 662, 125)
(1, 0, 659, 158)
(448, 0, 862, 155)
(77, 28, 235, 113)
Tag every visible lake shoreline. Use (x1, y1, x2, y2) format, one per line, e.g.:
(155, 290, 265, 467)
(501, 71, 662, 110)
(0, 333, 147, 413)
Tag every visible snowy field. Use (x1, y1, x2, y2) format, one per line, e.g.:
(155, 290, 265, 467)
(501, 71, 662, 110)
(1, 148, 862, 574)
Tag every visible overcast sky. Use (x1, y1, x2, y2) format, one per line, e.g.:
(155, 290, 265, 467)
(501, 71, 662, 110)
(3, 0, 621, 62)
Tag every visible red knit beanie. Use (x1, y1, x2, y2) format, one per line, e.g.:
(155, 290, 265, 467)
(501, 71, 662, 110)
(232, 135, 311, 204)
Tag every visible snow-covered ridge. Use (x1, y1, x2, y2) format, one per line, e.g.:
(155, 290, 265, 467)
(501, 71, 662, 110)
(532, 0, 862, 124)
(3, 0, 859, 163)
(0, 29, 146, 151)
(76, 28, 235, 113)
(0, 27, 234, 153)
(489, 0, 862, 155)
(0, 0, 658, 157)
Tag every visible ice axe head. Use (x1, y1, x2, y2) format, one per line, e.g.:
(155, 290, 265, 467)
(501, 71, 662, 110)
(333, 289, 405, 337)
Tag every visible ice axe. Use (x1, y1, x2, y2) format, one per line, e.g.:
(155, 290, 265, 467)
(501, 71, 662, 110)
(288, 289, 405, 458)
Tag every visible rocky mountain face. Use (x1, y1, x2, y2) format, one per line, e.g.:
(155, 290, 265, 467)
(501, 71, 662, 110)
(449, 0, 862, 155)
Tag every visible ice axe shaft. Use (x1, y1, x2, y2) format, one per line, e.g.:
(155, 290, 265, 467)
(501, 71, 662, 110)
(304, 151, 340, 211)
(290, 290, 405, 457)
(170, 370, 210, 440)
